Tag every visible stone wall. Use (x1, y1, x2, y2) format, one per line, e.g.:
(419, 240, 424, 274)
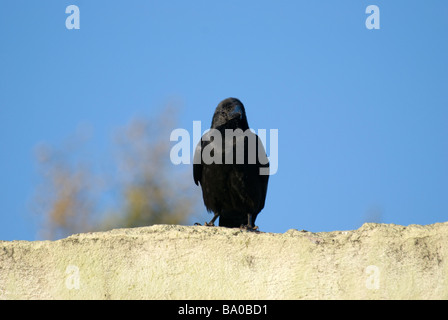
(1, 223, 447, 299)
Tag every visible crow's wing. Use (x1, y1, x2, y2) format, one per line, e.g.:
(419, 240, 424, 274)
(257, 136, 270, 211)
(193, 139, 203, 186)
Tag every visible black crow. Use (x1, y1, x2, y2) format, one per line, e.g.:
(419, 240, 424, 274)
(193, 98, 269, 230)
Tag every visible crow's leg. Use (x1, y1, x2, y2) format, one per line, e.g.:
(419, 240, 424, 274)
(193, 213, 220, 226)
(240, 213, 259, 231)
(205, 213, 219, 226)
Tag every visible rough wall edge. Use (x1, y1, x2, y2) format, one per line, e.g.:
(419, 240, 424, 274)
(1, 222, 447, 299)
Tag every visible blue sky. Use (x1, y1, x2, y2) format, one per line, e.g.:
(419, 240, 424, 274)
(1, 1, 447, 240)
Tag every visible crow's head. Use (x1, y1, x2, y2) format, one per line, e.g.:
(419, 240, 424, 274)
(211, 97, 249, 130)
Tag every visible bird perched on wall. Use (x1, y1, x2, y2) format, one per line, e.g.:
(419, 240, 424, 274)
(193, 98, 269, 230)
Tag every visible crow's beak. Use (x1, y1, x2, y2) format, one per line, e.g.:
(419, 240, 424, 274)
(229, 105, 243, 120)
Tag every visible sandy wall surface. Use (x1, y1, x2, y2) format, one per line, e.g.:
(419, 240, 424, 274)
(1, 222, 447, 299)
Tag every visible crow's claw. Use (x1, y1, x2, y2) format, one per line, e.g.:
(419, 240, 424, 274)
(194, 222, 215, 227)
(240, 224, 259, 232)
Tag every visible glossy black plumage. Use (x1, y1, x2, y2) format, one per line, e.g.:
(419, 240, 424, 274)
(193, 98, 269, 229)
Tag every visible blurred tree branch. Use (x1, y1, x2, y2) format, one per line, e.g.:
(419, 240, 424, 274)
(33, 105, 198, 240)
